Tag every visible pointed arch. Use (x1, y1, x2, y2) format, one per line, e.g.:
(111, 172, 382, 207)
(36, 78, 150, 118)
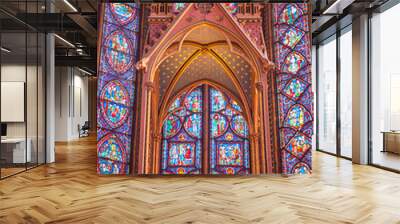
(160, 80, 253, 133)
(141, 3, 272, 79)
(159, 81, 253, 174)
(159, 49, 253, 128)
(177, 23, 234, 52)
(155, 41, 257, 105)
(147, 20, 267, 84)
(136, 4, 275, 175)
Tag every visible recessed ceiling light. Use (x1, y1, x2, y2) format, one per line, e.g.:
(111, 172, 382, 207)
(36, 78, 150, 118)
(54, 34, 75, 48)
(323, 0, 355, 15)
(63, 0, 78, 12)
(78, 67, 94, 76)
(1, 47, 11, 53)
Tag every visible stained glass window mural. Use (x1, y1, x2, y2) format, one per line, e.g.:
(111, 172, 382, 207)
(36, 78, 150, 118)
(161, 84, 250, 175)
(173, 3, 187, 14)
(223, 3, 239, 15)
(273, 4, 313, 174)
(97, 3, 140, 174)
(209, 87, 250, 175)
(161, 87, 203, 174)
(95, 3, 313, 176)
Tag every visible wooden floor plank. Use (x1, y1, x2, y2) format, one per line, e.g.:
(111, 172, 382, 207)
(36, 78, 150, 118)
(0, 136, 400, 223)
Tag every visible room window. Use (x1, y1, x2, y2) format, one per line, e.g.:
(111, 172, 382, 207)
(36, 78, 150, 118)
(317, 36, 337, 155)
(370, 3, 400, 171)
(339, 28, 352, 158)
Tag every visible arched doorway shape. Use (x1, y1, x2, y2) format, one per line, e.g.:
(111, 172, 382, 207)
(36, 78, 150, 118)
(135, 3, 277, 175)
(160, 82, 251, 175)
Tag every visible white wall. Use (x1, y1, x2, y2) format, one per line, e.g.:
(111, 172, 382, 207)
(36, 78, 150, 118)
(1, 64, 40, 138)
(55, 67, 70, 140)
(71, 72, 89, 138)
(1, 65, 26, 140)
(55, 67, 89, 141)
(1, 63, 46, 164)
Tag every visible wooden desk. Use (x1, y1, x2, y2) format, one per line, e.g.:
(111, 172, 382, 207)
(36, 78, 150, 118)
(382, 131, 400, 154)
(1, 138, 31, 164)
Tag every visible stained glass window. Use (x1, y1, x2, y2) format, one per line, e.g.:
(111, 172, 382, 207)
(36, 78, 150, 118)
(209, 87, 250, 175)
(223, 3, 238, 15)
(97, 3, 140, 175)
(274, 4, 312, 174)
(161, 84, 250, 175)
(110, 3, 137, 25)
(161, 87, 203, 174)
(173, 3, 186, 13)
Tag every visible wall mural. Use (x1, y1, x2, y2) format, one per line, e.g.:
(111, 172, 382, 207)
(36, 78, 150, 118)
(273, 4, 313, 174)
(161, 84, 250, 175)
(97, 3, 312, 175)
(97, 3, 140, 174)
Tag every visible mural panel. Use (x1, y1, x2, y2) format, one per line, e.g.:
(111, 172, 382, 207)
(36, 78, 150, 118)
(96, 3, 313, 176)
(97, 3, 140, 174)
(209, 87, 250, 175)
(273, 4, 313, 174)
(161, 87, 203, 174)
(161, 85, 250, 175)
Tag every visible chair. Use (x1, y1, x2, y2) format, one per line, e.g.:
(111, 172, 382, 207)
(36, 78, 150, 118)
(78, 121, 90, 138)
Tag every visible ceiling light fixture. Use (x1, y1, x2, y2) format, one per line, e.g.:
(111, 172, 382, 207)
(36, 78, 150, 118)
(63, 0, 78, 12)
(322, 0, 355, 15)
(323, 0, 341, 14)
(78, 67, 94, 76)
(54, 34, 75, 48)
(1, 47, 11, 53)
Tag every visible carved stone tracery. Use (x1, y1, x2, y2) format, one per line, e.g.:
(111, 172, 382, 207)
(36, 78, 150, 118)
(230, 3, 267, 54)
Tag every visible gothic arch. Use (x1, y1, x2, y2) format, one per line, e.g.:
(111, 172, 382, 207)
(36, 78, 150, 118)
(146, 21, 268, 84)
(159, 49, 253, 124)
(135, 3, 276, 174)
(155, 41, 257, 107)
(159, 81, 253, 174)
(159, 80, 253, 136)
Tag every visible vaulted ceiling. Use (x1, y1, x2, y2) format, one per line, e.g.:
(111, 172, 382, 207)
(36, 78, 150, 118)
(173, 50, 237, 98)
(180, 25, 227, 45)
(157, 43, 253, 106)
(149, 4, 263, 109)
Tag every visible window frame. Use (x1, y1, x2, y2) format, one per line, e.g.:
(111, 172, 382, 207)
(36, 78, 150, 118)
(315, 24, 353, 161)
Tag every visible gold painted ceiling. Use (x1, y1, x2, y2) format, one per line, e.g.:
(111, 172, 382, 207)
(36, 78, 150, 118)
(157, 44, 253, 105)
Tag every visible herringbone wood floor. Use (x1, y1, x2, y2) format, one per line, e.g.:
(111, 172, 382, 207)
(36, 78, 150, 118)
(1, 136, 400, 224)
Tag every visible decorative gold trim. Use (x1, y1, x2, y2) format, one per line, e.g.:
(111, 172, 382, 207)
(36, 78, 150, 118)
(148, 20, 269, 84)
(156, 41, 255, 79)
